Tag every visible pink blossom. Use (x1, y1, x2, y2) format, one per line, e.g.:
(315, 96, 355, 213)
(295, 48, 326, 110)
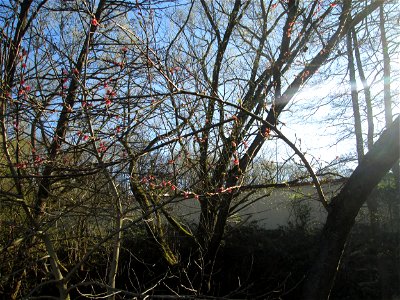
(97, 142, 107, 153)
(91, 18, 100, 26)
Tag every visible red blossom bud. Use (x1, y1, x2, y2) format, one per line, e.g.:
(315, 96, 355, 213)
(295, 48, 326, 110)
(91, 18, 100, 26)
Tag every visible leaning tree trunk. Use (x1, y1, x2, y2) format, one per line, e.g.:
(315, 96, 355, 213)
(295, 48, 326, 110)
(302, 116, 400, 300)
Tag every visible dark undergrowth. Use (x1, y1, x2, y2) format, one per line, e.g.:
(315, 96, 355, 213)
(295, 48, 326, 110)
(3, 223, 399, 299)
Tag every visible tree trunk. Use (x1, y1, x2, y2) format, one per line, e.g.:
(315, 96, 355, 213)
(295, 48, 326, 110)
(380, 5, 400, 295)
(352, 28, 380, 232)
(105, 175, 124, 300)
(346, 32, 364, 161)
(302, 116, 400, 300)
(352, 29, 374, 150)
(379, 6, 392, 127)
